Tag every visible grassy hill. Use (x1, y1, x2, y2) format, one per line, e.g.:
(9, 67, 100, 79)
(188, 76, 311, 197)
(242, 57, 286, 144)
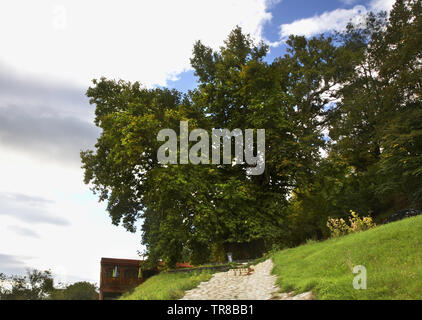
(121, 216, 422, 300)
(271, 215, 422, 300)
(120, 270, 213, 300)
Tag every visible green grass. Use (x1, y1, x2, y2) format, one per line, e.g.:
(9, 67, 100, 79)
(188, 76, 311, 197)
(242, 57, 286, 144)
(272, 215, 422, 300)
(120, 270, 213, 300)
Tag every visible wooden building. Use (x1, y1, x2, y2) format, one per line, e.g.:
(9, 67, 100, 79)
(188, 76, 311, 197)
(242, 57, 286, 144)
(99, 257, 158, 300)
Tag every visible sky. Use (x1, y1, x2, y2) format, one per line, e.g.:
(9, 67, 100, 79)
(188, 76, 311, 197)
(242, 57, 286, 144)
(0, 0, 395, 285)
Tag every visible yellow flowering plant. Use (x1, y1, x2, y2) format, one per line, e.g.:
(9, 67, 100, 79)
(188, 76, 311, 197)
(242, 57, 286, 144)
(327, 210, 376, 238)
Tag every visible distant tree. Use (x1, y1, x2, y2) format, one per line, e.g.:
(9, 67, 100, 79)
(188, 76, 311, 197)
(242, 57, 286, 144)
(0, 270, 54, 300)
(50, 282, 98, 300)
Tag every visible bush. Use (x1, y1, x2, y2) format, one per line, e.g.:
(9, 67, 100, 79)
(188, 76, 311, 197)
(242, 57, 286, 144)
(190, 241, 210, 266)
(327, 210, 376, 238)
(210, 243, 226, 263)
(57, 282, 98, 300)
(326, 217, 350, 237)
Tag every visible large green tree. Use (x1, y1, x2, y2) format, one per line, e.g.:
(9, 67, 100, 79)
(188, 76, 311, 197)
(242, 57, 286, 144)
(289, 0, 422, 241)
(82, 27, 346, 265)
(377, 0, 422, 206)
(329, 0, 421, 209)
(82, 0, 421, 261)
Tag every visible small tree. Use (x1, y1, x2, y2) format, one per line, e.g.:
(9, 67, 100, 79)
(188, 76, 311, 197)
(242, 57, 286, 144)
(51, 282, 98, 300)
(0, 270, 55, 300)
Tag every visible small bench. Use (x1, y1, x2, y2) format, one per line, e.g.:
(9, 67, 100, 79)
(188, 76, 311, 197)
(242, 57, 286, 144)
(229, 267, 254, 276)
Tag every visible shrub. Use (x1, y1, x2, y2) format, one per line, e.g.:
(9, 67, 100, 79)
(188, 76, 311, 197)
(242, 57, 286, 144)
(348, 210, 376, 233)
(327, 210, 376, 237)
(326, 217, 350, 237)
(210, 243, 226, 263)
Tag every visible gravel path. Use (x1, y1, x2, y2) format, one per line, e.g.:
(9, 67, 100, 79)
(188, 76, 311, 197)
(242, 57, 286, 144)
(181, 259, 280, 300)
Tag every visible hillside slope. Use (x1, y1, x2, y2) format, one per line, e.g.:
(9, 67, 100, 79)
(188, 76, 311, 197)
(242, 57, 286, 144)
(272, 215, 422, 300)
(120, 270, 213, 300)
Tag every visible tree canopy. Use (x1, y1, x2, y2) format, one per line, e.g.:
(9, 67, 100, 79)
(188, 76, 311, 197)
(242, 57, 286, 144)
(0, 270, 99, 300)
(82, 0, 421, 266)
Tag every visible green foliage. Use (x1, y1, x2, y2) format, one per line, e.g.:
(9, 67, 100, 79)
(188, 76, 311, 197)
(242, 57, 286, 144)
(50, 282, 98, 300)
(0, 270, 98, 301)
(82, 26, 343, 265)
(327, 210, 376, 238)
(120, 271, 213, 300)
(81, 0, 421, 264)
(0, 270, 55, 300)
(210, 243, 226, 263)
(285, 0, 421, 244)
(272, 215, 422, 299)
(329, 1, 422, 206)
(189, 241, 210, 266)
(377, 0, 422, 205)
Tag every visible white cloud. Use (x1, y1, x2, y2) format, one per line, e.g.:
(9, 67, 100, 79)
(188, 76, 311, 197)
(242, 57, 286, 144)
(370, 0, 395, 11)
(0, 153, 143, 283)
(340, 0, 359, 5)
(0, 0, 274, 88)
(279, 0, 395, 39)
(265, 0, 283, 8)
(0, 0, 279, 284)
(280, 5, 367, 38)
(0, 68, 141, 283)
